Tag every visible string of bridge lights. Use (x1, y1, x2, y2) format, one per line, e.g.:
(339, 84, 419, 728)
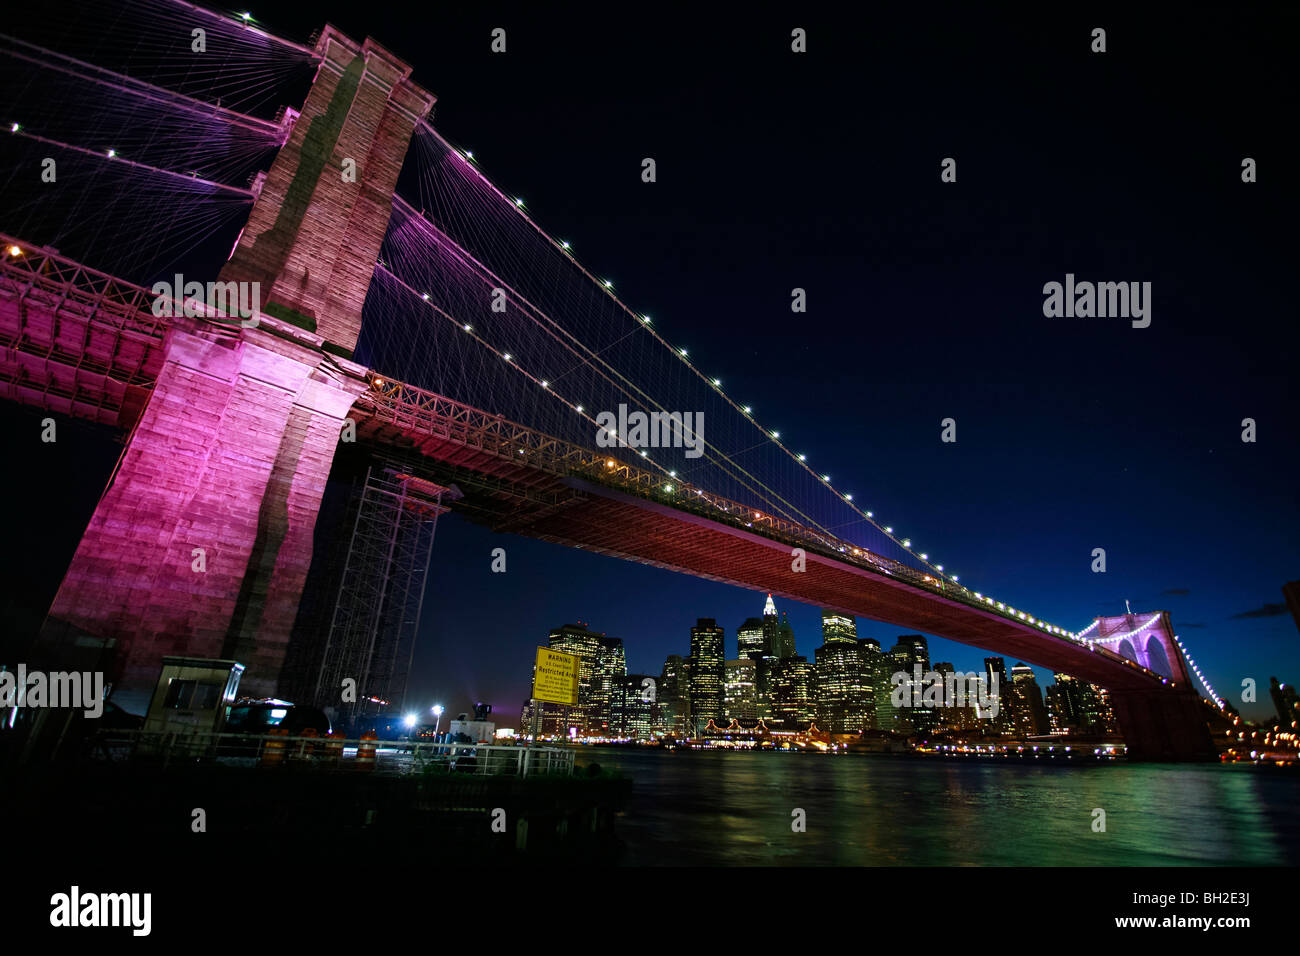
(406, 244, 1229, 706)
(385, 252, 850, 552)
(423, 131, 1093, 642)
(1173, 635, 1225, 709)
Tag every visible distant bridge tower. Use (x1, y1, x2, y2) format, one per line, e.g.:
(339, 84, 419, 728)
(36, 27, 435, 714)
(1090, 610, 1214, 760)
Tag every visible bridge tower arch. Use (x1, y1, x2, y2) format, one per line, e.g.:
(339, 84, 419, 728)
(1090, 610, 1212, 760)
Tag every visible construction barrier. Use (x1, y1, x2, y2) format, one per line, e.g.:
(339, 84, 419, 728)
(260, 727, 288, 768)
(322, 730, 345, 767)
(356, 731, 377, 771)
(291, 727, 318, 761)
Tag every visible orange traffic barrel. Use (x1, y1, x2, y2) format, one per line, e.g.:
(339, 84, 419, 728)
(356, 731, 377, 772)
(261, 727, 289, 768)
(293, 727, 318, 761)
(323, 730, 345, 767)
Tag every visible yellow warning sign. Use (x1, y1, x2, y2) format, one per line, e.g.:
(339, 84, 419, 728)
(532, 646, 580, 705)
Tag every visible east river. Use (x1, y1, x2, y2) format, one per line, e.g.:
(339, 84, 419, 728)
(584, 748, 1299, 866)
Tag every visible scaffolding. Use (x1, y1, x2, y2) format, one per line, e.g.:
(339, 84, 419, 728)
(312, 465, 458, 720)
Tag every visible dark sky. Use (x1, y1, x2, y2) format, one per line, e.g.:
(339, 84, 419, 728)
(2, 2, 1296, 722)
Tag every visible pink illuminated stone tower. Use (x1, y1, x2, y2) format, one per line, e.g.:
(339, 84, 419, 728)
(37, 26, 434, 713)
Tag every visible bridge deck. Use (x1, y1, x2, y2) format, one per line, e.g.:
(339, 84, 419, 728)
(351, 381, 1184, 694)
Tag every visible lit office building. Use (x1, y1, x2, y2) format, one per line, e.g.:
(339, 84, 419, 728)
(815, 639, 872, 733)
(659, 653, 691, 736)
(930, 661, 980, 732)
(1010, 662, 1049, 736)
(542, 623, 625, 736)
(743, 596, 780, 720)
(762, 594, 780, 658)
(737, 616, 768, 660)
(872, 642, 898, 732)
(1045, 673, 1112, 734)
(770, 656, 816, 729)
(724, 658, 759, 722)
(821, 609, 858, 645)
(612, 674, 656, 740)
(689, 618, 725, 733)
(858, 637, 882, 730)
(983, 657, 1016, 735)
(887, 634, 936, 734)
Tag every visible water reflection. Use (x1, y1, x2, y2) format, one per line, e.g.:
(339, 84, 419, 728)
(588, 749, 1298, 866)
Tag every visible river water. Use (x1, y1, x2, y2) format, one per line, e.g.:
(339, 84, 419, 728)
(584, 748, 1299, 866)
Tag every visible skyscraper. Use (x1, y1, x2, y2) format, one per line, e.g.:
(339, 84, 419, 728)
(858, 637, 881, 730)
(1045, 673, 1111, 734)
(983, 657, 1016, 735)
(770, 656, 815, 729)
(815, 613, 871, 733)
(821, 609, 858, 645)
(723, 658, 759, 722)
(689, 618, 725, 733)
(776, 611, 797, 659)
(1010, 662, 1049, 736)
(762, 594, 780, 659)
(612, 674, 656, 740)
(888, 635, 935, 734)
(745, 595, 781, 720)
(543, 623, 625, 736)
(870, 639, 897, 731)
(659, 653, 691, 736)
(931, 662, 980, 732)
(737, 617, 767, 659)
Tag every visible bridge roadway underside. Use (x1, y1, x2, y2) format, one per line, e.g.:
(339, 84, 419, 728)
(351, 421, 1216, 762)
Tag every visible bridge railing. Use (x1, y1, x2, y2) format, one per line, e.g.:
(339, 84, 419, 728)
(81, 728, 576, 776)
(0, 233, 169, 348)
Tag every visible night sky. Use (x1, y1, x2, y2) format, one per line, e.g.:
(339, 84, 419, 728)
(2, 3, 1296, 723)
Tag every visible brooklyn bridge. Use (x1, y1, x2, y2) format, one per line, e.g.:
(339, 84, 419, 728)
(0, 2, 1223, 759)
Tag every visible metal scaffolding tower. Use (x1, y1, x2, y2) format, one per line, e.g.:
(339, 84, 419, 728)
(312, 465, 458, 720)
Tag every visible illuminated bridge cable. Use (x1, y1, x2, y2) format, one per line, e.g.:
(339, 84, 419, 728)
(401, 126, 1094, 637)
(414, 124, 960, 577)
(7, 130, 257, 196)
(400, 133, 846, 534)
(380, 197, 843, 540)
(0, 33, 285, 137)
